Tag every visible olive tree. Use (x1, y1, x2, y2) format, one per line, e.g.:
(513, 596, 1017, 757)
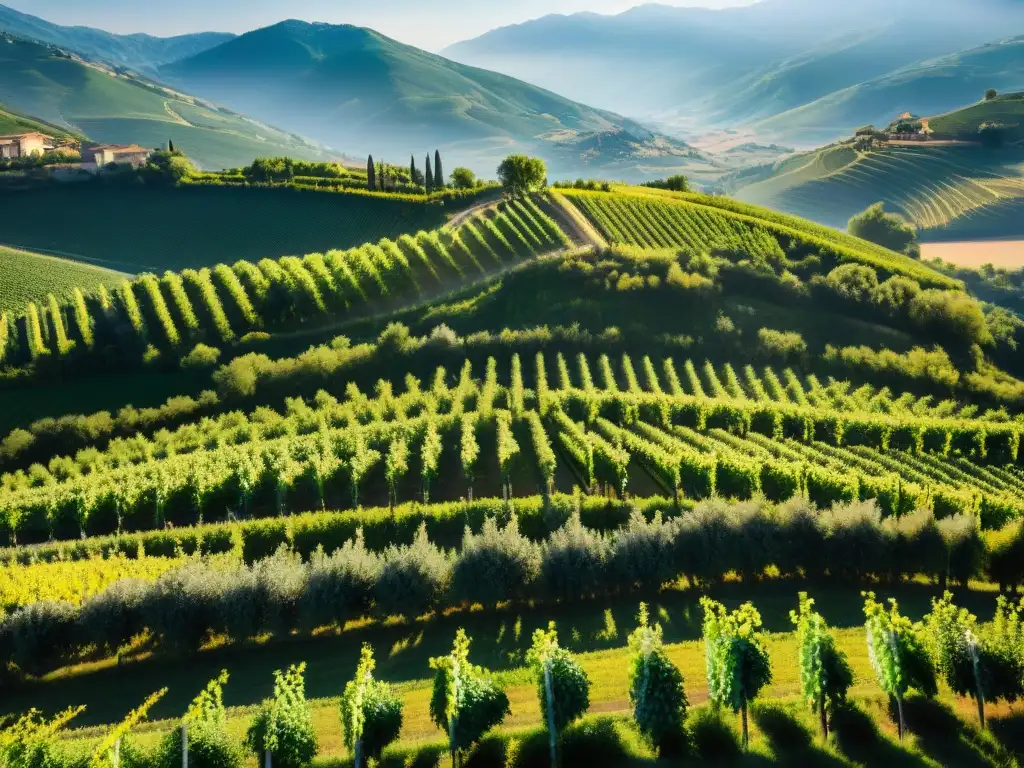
(497, 155, 546, 198)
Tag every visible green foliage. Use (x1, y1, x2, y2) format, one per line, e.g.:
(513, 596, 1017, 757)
(497, 155, 547, 198)
(642, 176, 689, 192)
(627, 603, 688, 755)
(452, 515, 541, 607)
(451, 167, 477, 190)
(756, 328, 807, 361)
(862, 592, 937, 737)
(848, 203, 918, 256)
(429, 629, 510, 756)
(923, 592, 1024, 727)
(339, 645, 403, 766)
(181, 343, 222, 369)
(245, 664, 318, 768)
(528, 622, 591, 734)
(790, 593, 853, 737)
(156, 672, 243, 768)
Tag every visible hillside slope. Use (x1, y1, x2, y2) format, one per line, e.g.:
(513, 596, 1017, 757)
(756, 37, 1024, 145)
(0, 3, 233, 75)
(0, 34, 336, 170)
(0, 102, 81, 140)
(0, 245, 124, 314)
(733, 97, 1024, 237)
(161, 20, 704, 180)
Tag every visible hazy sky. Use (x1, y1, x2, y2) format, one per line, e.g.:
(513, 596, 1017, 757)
(4, 0, 758, 50)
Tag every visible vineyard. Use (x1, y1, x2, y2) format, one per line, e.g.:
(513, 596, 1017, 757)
(0, 197, 568, 370)
(733, 143, 1024, 236)
(0, 245, 125, 315)
(560, 187, 960, 288)
(6, 179, 1024, 766)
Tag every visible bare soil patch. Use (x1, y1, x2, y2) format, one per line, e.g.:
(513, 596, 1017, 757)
(921, 240, 1024, 268)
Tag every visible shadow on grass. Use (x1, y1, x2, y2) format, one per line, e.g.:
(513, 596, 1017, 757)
(900, 696, 1016, 768)
(830, 702, 930, 767)
(989, 709, 1024, 758)
(751, 703, 846, 768)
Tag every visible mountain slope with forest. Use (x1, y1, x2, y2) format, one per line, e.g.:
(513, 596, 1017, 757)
(0, 3, 233, 75)
(0, 34, 335, 170)
(162, 19, 706, 179)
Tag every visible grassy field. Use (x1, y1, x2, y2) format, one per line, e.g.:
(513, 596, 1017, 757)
(14, 580, 1020, 767)
(0, 103, 81, 140)
(0, 185, 451, 273)
(0, 245, 125, 314)
(734, 143, 1024, 234)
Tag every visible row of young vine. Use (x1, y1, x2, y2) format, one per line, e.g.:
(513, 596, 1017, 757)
(9, 591, 1021, 767)
(0, 197, 567, 369)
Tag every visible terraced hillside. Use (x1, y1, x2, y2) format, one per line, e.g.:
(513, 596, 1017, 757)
(734, 143, 1024, 234)
(6, 184, 1024, 767)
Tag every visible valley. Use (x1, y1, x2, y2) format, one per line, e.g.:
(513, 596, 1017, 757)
(2, 1, 1024, 766)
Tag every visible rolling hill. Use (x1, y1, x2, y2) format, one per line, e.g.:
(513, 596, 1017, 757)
(161, 20, 706, 180)
(0, 34, 337, 170)
(0, 3, 233, 75)
(732, 96, 1024, 238)
(0, 244, 124, 314)
(755, 36, 1024, 145)
(0, 101, 81, 140)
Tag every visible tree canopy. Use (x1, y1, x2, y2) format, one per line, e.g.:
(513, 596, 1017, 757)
(847, 203, 918, 257)
(497, 154, 546, 197)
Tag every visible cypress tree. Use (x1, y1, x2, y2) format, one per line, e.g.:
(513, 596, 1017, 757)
(410, 155, 417, 187)
(168, 139, 175, 153)
(434, 150, 444, 189)
(425, 155, 434, 194)
(367, 155, 376, 191)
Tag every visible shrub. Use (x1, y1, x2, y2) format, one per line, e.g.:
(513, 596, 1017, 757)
(450, 167, 477, 190)
(429, 629, 510, 760)
(610, 511, 675, 590)
(628, 604, 688, 755)
(246, 664, 318, 768)
(822, 264, 880, 303)
(540, 511, 609, 600)
(908, 289, 991, 346)
(340, 645, 403, 766)
(144, 561, 233, 650)
(790, 593, 853, 738)
(301, 532, 380, 629)
(6, 600, 78, 675)
(78, 577, 150, 654)
(181, 343, 222, 369)
(689, 707, 740, 761)
(756, 328, 807, 361)
(218, 547, 306, 640)
(375, 523, 451, 618)
(452, 515, 540, 607)
(847, 203, 917, 255)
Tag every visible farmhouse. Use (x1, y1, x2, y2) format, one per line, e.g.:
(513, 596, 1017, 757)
(81, 143, 153, 171)
(0, 132, 53, 159)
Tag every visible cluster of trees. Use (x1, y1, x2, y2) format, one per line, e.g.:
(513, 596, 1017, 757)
(847, 203, 919, 258)
(641, 175, 690, 192)
(0, 148, 80, 172)
(0, 499, 988, 678)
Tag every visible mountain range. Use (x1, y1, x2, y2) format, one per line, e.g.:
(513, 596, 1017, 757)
(0, 3, 233, 75)
(158, 19, 705, 179)
(444, 0, 1024, 145)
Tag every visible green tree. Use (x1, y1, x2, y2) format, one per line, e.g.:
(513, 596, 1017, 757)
(628, 603, 688, 755)
(425, 155, 434, 194)
(863, 592, 937, 739)
(168, 139, 175, 153)
(451, 167, 476, 189)
(410, 155, 418, 187)
(701, 598, 772, 750)
(924, 592, 1024, 729)
(435, 150, 444, 189)
(497, 154, 547, 197)
(246, 664, 318, 768)
(985, 88, 998, 101)
(429, 629, 510, 767)
(528, 622, 590, 766)
(340, 645, 403, 768)
(847, 202, 918, 256)
(367, 155, 376, 192)
(790, 594, 853, 739)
